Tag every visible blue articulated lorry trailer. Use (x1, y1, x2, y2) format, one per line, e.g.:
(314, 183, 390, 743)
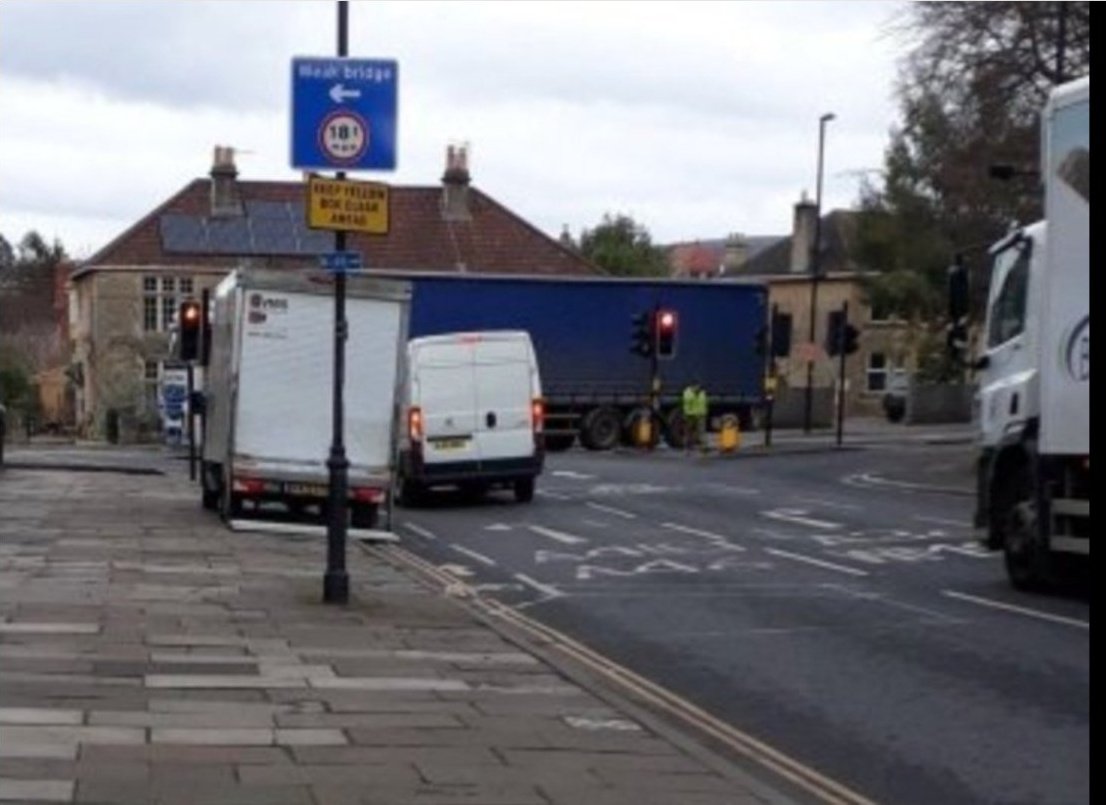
(385, 273, 768, 452)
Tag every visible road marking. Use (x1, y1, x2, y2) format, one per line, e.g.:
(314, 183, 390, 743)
(552, 470, 596, 480)
(843, 472, 967, 496)
(375, 544, 875, 805)
(941, 590, 1090, 630)
(513, 573, 563, 599)
(401, 522, 437, 541)
(528, 525, 588, 545)
(914, 515, 973, 529)
(449, 544, 496, 567)
(793, 497, 861, 511)
(764, 548, 869, 577)
(661, 522, 745, 551)
(706, 483, 760, 495)
(484, 523, 512, 532)
(761, 508, 843, 530)
(537, 489, 571, 501)
(586, 502, 636, 519)
(437, 563, 473, 578)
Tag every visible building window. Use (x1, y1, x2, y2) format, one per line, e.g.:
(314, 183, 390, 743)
(142, 275, 191, 333)
(867, 352, 888, 392)
(144, 360, 160, 381)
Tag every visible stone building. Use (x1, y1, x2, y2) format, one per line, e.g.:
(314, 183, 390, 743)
(69, 145, 598, 439)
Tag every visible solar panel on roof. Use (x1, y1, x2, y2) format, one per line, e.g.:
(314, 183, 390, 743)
(207, 217, 253, 254)
(160, 215, 211, 253)
(251, 215, 300, 255)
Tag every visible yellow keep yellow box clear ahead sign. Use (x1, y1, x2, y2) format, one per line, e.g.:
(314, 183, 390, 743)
(306, 176, 390, 234)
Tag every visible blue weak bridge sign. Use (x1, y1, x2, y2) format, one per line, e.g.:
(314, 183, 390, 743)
(291, 57, 397, 171)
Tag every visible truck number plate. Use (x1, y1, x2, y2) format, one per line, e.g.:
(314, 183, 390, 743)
(430, 438, 468, 450)
(286, 483, 328, 497)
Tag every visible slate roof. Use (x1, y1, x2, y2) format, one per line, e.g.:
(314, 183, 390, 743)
(665, 236, 784, 277)
(739, 210, 859, 277)
(77, 179, 599, 278)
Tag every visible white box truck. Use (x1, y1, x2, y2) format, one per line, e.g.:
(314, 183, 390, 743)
(955, 76, 1089, 589)
(200, 269, 411, 528)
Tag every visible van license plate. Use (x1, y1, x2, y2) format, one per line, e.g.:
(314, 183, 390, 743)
(431, 438, 468, 450)
(286, 483, 328, 497)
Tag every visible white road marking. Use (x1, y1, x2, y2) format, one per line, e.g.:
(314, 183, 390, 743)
(764, 548, 870, 577)
(449, 544, 497, 567)
(761, 508, 843, 530)
(401, 522, 438, 541)
(514, 573, 563, 599)
(537, 490, 571, 501)
(661, 522, 746, 551)
(552, 470, 596, 480)
(706, 483, 760, 495)
(528, 525, 588, 545)
(484, 523, 513, 532)
(913, 515, 973, 529)
(941, 590, 1090, 630)
(577, 559, 699, 580)
(586, 502, 637, 519)
(792, 497, 861, 511)
(437, 563, 473, 578)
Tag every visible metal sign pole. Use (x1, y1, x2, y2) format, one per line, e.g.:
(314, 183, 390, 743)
(835, 301, 848, 447)
(324, 0, 351, 605)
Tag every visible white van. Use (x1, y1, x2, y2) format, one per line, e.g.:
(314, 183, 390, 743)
(396, 331, 544, 505)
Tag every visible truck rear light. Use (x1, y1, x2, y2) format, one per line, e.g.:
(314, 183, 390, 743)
(531, 398, 545, 433)
(232, 476, 266, 495)
(352, 487, 383, 503)
(408, 407, 423, 442)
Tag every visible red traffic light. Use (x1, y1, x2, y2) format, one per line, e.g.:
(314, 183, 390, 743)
(654, 309, 677, 359)
(657, 310, 676, 331)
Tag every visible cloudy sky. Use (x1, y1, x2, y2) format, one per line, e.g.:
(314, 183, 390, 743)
(0, 0, 906, 259)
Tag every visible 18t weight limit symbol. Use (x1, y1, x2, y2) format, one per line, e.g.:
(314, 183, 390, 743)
(319, 110, 368, 164)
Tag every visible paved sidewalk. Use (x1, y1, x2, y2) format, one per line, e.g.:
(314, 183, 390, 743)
(0, 455, 795, 805)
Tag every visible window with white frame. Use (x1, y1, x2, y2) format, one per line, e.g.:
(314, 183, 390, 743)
(142, 275, 193, 332)
(867, 352, 889, 392)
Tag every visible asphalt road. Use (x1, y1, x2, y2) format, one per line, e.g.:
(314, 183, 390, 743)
(387, 443, 1089, 805)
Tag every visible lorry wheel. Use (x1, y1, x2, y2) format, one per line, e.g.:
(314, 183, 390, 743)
(544, 433, 576, 452)
(580, 407, 621, 451)
(350, 502, 378, 529)
(663, 409, 686, 449)
(1001, 465, 1051, 591)
(514, 477, 535, 503)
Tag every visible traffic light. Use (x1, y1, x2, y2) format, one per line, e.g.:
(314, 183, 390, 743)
(771, 311, 792, 358)
(826, 310, 860, 357)
(842, 323, 859, 355)
(177, 299, 202, 362)
(630, 311, 653, 358)
(654, 309, 677, 359)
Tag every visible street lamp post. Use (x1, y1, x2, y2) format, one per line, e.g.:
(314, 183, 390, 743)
(803, 112, 835, 434)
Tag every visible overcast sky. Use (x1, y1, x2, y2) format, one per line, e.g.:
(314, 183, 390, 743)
(0, 0, 906, 259)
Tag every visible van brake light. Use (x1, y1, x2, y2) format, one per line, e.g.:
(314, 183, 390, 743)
(408, 407, 423, 442)
(531, 399, 544, 432)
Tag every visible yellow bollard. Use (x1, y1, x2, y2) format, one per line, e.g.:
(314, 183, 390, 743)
(719, 415, 741, 453)
(634, 416, 653, 448)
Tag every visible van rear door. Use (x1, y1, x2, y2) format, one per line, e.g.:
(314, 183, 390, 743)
(413, 341, 479, 465)
(473, 336, 536, 462)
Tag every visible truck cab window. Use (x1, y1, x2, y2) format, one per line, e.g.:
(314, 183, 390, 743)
(987, 243, 1030, 348)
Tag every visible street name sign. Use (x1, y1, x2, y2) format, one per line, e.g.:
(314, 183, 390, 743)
(306, 176, 390, 234)
(320, 251, 364, 274)
(291, 57, 398, 171)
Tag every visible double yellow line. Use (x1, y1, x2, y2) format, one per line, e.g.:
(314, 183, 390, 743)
(370, 544, 877, 805)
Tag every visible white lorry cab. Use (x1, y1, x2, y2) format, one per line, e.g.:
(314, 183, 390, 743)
(200, 269, 411, 528)
(396, 330, 544, 505)
(956, 76, 1089, 589)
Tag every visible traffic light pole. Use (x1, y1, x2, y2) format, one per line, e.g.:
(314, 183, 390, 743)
(764, 303, 778, 448)
(835, 301, 848, 447)
(324, 0, 351, 605)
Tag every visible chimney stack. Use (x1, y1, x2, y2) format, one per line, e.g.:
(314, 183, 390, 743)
(722, 232, 749, 275)
(441, 143, 472, 222)
(210, 145, 242, 217)
(789, 192, 818, 274)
